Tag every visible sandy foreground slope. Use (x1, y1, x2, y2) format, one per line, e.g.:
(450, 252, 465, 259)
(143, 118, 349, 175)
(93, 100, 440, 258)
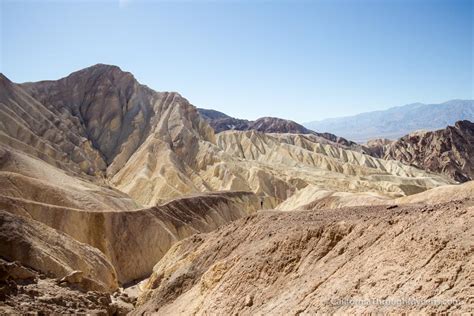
(135, 199, 474, 314)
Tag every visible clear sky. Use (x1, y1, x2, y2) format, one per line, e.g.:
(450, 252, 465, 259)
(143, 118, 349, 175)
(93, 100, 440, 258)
(1, 0, 472, 122)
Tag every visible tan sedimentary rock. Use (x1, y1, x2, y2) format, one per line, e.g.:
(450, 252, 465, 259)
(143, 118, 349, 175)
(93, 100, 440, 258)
(396, 180, 474, 204)
(213, 131, 450, 205)
(0, 259, 115, 314)
(135, 200, 474, 314)
(382, 121, 474, 182)
(0, 145, 139, 211)
(111, 127, 452, 207)
(0, 129, 260, 285)
(3, 189, 259, 284)
(0, 65, 472, 313)
(21, 65, 216, 181)
(0, 211, 118, 292)
(276, 185, 391, 211)
(0, 74, 107, 177)
(278, 180, 474, 211)
(1, 66, 452, 207)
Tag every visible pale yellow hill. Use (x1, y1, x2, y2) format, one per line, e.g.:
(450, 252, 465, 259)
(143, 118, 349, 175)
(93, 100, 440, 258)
(1, 68, 453, 208)
(112, 129, 451, 207)
(0, 145, 138, 211)
(278, 180, 474, 211)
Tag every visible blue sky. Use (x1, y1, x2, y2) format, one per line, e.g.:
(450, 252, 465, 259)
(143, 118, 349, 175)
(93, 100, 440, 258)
(1, 0, 472, 122)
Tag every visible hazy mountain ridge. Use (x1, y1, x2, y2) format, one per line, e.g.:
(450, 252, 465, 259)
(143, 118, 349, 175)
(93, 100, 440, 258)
(304, 100, 474, 142)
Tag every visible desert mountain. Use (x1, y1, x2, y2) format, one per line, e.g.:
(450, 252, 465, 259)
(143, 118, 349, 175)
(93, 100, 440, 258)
(0, 64, 472, 313)
(1, 65, 450, 208)
(304, 100, 474, 142)
(365, 121, 474, 182)
(383, 120, 474, 183)
(198, 108, 359, 148)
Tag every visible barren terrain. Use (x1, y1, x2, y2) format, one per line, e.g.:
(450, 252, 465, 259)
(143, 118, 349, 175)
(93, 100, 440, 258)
(0, 64, 472, 314)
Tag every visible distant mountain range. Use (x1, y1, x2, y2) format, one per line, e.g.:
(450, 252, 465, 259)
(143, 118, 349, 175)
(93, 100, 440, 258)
(303, 100, 474, 142)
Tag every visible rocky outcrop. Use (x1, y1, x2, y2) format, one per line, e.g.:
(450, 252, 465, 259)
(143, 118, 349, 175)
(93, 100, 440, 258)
(197, 108, 250, 133)
(0, 211, 118, 292)
(0, 74, 106, 177)
(0, 259, 116, 314)
(383, 120, 474, 182)
(362, 138, 393, 158)
(135, 199, 474, 314)
(3, 191, 259, 284)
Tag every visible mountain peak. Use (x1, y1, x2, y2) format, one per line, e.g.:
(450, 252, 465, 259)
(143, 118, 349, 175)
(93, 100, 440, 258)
(0, 73, 13, 87)
(65, 63, 135, 83)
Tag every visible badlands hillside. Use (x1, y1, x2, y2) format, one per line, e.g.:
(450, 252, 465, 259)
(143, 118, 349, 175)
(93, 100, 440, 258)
(380, 120, 473, 183)
(0, 64, 472, 313)
(198, 108, 360, 149)
(199, 108, 474, 183)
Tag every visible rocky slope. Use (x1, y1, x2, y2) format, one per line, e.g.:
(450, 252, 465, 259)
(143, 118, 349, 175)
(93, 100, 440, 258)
(2, 188, 259, 284)
(135, 199, 474, 314)
(0, 64, 471, 314)
(0, 258, 119, 314)
(21, 64, 216, 179)
(0, 211, 118, 292)
(0, 73, 106, 178)
(197, 108, 250, 133)
(0, 145, 138, 212)
(304, 99, 474, 142)
(382, 120, 474, 183)
(0, 66, 453, 208)
(0, 115, 261, 285)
